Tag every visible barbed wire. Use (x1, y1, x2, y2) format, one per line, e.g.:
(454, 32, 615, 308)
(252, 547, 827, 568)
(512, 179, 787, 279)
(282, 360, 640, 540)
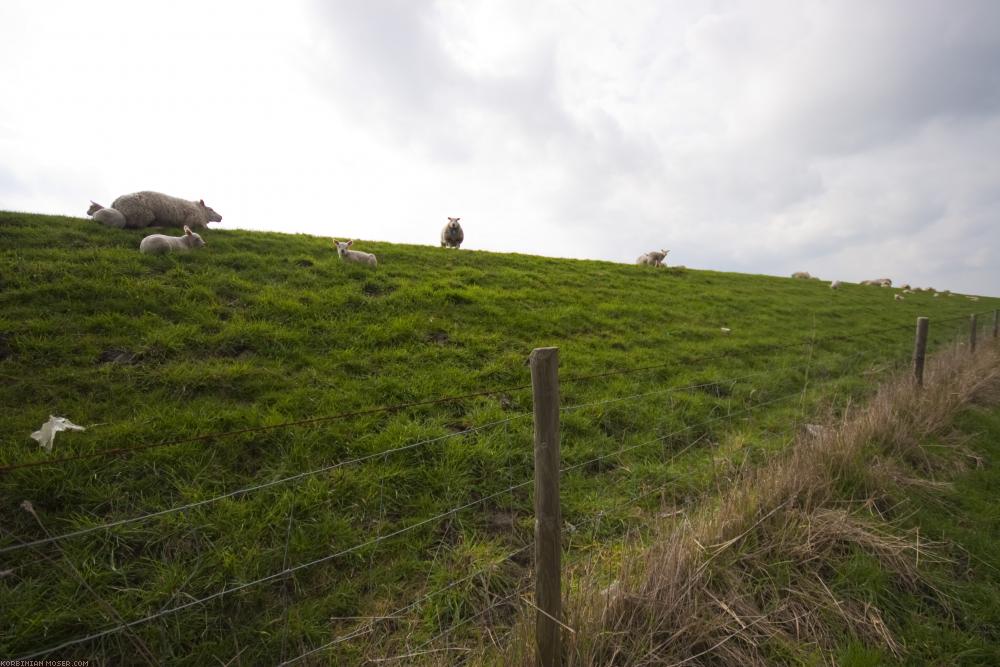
(1, 413, 531, 556)
(8, 323, 985, 661)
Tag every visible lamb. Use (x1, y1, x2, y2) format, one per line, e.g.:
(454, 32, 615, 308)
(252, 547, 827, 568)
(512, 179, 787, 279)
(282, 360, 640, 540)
(894, 294, 904, 301)
(899, 283, 911, 290)
(86, 201, 127, 228)
(830, 280, 842, 289)
(637, 249, 670, 267)
(440, 217, 464, 248)
(139, 226, 206, 254)
(791, 271, 812, 279)
(333, 239, 377, 267)
(878, 278, 892, 287)
(94, 191, 223, 229)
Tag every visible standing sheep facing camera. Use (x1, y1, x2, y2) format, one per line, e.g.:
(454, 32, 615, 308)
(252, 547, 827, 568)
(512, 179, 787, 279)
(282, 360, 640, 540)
(105, 191, 223, 229)
(139, 226, 206, 254)
(637, 249, 669, 267)
(441, 217, 464, 248)
(333, 240, 377, 267)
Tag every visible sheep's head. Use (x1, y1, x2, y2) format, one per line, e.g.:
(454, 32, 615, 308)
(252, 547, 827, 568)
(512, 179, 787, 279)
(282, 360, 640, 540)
(447, 217, 461, 230)
(333, 239, 353, 257)
(87, 201, 102, 216)
(183, 226, 206, 249)
(198, 199, 223, 223)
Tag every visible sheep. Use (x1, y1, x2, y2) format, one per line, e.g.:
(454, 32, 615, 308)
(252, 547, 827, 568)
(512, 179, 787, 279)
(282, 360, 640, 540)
(440, 217, 464, 248)
(139, 226, 206, 254)
(637, 249, 670, 267)
(333, 239, 377, 267)
(791, 271, 812, 279)
(968, 295, 980, 301)
(902, 289, 913, 294)
(859, 279, 880, 286)
(86, 201, 127, 228)
(830, 280, 842, 289)
(894, 294, 904, 301)
(899, 283, 911, 290)
(101, 191, 222, 229)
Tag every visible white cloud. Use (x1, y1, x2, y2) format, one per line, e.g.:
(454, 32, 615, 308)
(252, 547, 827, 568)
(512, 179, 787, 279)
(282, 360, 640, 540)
(1, 0, 999, 295)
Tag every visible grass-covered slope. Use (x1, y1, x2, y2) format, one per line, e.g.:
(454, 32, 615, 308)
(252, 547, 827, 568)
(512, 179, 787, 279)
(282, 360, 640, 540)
(0, 210, 996, 664)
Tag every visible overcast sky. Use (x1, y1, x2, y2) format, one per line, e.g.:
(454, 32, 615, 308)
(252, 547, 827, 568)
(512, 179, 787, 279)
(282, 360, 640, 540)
(1, 1, 998, 295)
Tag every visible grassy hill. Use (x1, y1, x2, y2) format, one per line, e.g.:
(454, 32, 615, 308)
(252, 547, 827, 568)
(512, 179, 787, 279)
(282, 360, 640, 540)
(0, 210, 997, 664)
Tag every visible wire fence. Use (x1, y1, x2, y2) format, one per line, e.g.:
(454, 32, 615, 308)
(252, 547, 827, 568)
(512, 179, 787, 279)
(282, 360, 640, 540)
(2, 309, 997, 664)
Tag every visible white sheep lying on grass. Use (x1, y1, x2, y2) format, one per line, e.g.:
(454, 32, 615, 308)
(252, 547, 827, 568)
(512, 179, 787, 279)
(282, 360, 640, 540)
(791, 271, 812, 279)
(92, 191, 223, 229)
(637, 249, 669, 267)
(87, 201, 127, 228)
(333, 240, 377, 267)
(139, 226, 206, 254)
(830, 280, 842, 289)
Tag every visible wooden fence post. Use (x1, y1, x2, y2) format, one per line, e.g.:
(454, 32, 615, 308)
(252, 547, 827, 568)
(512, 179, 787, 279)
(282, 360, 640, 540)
(530, 347, 561, 667)
(993, 309, 998, 339)
(913, 317, 928, 388)
(970, 314, 978, 353)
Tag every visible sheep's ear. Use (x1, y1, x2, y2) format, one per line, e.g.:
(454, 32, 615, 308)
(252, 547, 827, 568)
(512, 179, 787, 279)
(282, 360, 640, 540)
(199, 199, 205, 206)
(184, 226, 193, 236)
(347, 240, 353, 247)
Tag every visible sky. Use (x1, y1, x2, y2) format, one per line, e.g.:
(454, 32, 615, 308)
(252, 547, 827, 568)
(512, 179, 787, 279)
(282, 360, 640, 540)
(1, 0, 999, 295)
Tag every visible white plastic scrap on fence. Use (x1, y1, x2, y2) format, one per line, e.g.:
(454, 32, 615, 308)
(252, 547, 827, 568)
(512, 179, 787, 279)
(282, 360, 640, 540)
(30, 415, 85, 452)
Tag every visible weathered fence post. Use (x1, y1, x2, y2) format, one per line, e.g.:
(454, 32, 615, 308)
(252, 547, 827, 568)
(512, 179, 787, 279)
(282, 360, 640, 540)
(530, 347, 561, 667)
(913, 317, 929, 388)
(993, 309, 998, 339)
(970, 314, 978, 353)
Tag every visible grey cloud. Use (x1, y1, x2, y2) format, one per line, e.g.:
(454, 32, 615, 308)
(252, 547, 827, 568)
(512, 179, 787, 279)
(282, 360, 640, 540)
(302, 1, 1000, 295)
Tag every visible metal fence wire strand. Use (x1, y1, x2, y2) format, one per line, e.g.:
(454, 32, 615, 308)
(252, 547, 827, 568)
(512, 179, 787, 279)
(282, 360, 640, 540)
(0, 412, 532, 556)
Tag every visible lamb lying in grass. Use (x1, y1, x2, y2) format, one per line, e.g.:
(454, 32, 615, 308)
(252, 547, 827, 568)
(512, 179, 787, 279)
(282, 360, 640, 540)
(333, 240, 377, 267)
(139, 226, 206, 254)
(87, 201, 127, 228)
(90, 191, 223, 229)
(830, 280, 842, 289)
(637, 249, 669, 267)
(791, 271, 812, 279)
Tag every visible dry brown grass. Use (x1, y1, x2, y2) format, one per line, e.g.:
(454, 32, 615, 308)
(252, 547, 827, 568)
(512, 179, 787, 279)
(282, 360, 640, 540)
(478, 340, 1000, 666)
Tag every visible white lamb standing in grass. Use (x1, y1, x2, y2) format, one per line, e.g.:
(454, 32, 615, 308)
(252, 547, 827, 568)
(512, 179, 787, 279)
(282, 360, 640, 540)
(89, 191, 222, 229)
(440, 217, 464, 248)
(830, 280, 842, 289)
(333, 239, 377, 267)
(139, 226, 206, 254)
(637, 249, 669, 267)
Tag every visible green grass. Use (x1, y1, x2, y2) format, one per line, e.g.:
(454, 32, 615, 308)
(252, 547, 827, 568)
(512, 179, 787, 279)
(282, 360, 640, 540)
(833, 404, 1000, 666)
(0, 210, 997, 664)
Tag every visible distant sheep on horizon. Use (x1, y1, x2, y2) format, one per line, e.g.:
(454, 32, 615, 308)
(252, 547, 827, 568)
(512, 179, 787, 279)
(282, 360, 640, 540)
(441, 217, 464, 248)
(791, 271, 812, 279)
(88, 191, 222, 229)
(637, 249, 669, 267)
